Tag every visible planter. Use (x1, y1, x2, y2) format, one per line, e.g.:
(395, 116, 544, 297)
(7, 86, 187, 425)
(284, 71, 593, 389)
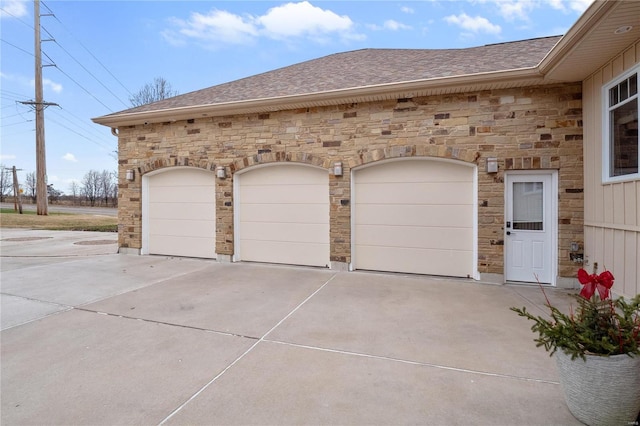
(555, 350, 640, 426)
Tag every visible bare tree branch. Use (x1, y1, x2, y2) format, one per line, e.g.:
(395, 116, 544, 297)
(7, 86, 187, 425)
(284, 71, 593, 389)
(129, 77, 179, 107)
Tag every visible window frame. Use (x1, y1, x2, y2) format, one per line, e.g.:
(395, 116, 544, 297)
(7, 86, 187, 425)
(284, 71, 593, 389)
(602, 64, 639, 183)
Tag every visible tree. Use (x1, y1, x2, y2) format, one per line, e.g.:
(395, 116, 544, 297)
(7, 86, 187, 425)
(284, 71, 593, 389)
(98, 170, 116, 206)
(81, 170, 100, 207)
(47, 184, 62, 204)
(129, 77, 178, 107)
(25, 172, 36, 202)
(0, 165, 11, 202)
(110, 181, 118, 207)
(68, 181, 80, 204)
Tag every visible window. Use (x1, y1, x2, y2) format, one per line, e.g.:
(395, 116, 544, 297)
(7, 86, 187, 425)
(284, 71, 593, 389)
(604, 66, 639, 181)
(512, 182, 543, 230)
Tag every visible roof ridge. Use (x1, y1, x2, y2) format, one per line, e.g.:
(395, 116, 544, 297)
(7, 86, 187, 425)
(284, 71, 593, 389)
(483, 35, 563, 47)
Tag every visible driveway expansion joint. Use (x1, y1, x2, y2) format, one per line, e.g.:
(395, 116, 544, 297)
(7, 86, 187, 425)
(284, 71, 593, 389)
(73, 307, 260, 340)
(1, 292, 73, 309)
(262, 339, 561, 385)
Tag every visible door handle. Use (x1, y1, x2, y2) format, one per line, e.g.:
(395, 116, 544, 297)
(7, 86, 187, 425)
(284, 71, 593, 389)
(506, 231, 512, 235)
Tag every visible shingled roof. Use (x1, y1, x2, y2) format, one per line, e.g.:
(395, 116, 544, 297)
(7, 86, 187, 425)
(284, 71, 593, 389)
(95, 36, 562, 125)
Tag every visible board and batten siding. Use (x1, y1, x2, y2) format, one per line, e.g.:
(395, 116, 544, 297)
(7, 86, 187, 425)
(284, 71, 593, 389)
(583, 39, 640, 298)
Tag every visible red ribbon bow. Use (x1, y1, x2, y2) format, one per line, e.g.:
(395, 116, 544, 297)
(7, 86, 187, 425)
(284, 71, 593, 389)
(577, 268, 614, 300)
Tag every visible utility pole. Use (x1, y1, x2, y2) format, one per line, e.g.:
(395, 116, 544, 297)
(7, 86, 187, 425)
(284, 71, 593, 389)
(12, 166, 24, 214)
(33, 0, 47, 215)
(18, 1, 57, 215)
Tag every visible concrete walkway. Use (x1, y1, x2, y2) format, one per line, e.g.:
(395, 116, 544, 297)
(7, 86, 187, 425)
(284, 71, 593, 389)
(0, 229, 581, 425)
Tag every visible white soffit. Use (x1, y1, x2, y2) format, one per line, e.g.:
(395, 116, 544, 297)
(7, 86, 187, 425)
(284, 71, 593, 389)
(542, 0, 640, 82)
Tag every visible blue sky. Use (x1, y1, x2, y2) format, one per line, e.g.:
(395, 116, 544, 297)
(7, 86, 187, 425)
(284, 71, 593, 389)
(1, 0, 592, 193)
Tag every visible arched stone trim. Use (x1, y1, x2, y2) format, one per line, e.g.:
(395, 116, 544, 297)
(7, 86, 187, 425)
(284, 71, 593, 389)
(345, 145, 481, 169)
(230, 151, 331, 174)
(137, 157, 217, 176)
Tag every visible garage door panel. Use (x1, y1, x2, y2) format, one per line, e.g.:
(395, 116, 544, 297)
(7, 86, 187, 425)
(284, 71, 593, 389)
(356, 160, 473, 183)
(355, 204, 473, 228)
(356, 182, 472, 205)
(240, 166, 325, 185)
(240, 203, 327, 224)
(149, 219, 215, 238)
(240, 240, 329, 267)
(148, 202, 216, 221)
(241, 222, 329, 244)
(355, 224, 472, 251)
(356, 245, 473, 276)
(149, 186, 215, 204)
(147, 169, 213, 186)
(149, 235, 216, 258)
(240, 184, 327, 204)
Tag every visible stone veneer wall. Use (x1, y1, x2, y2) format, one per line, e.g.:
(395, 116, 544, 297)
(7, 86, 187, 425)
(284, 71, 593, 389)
(117, 83, 584, 279)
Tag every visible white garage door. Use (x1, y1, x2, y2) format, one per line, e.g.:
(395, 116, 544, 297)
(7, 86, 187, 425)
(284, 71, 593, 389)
(353, 159, 475, 277)
(146, 168, 216, 259)
(236, 164, 329, 267)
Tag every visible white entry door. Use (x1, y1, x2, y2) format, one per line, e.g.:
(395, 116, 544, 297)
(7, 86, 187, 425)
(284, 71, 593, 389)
(505, 172, 555, 284)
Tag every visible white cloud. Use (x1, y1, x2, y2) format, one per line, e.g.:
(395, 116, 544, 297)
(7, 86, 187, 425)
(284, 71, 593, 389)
(173, 9, 258, 45)
(401, 6, 414, 14)
(43, 78, 63, 94)
(0, 0, 28, 19)
(367, 19, 412, 32)
(482, 0, 593, 22)
(164, 1, 364, 47)
(259, 2, 354, 39)
(566, 0, 594, 13)
(444, 13, 501, 34)
(62, 153, 78, 162)
(494, 1, 531, 21)
(383, 20, 412, 31)
(0, 154, 17, 161)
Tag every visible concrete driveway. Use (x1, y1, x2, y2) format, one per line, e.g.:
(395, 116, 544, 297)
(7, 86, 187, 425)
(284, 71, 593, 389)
(0, 229, 581, 425)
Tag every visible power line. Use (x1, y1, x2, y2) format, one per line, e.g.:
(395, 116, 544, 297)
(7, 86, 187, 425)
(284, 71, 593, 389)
(1, 129, 34, 138)
(0, 120, 33, 128)
(44, 1, 133, 97)
(45, 29, 129, 108)
(0, 7, 34, 29)
(1, 113, 29, 120)
(53, 64, 113, 112)
(46, 115, 113, 152)
(1, 38, 33, 57)
(49, 107, 115, 147)
(1, 89, 32, 99)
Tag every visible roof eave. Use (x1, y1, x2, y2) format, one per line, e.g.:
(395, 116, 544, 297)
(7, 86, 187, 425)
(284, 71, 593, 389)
(92, 67, 544, 128)
(537, 0, 617, 80)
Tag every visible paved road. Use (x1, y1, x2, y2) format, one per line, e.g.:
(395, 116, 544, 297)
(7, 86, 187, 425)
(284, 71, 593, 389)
(1, 202, 117, 217)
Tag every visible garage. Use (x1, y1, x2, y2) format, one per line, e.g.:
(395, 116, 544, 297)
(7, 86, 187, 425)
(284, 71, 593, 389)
(352, 159, 476, 277)
(143, 167, 216, 259)
(235, 164, 330, 267)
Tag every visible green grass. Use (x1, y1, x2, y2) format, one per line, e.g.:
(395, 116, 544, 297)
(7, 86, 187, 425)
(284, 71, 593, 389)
(0, 208, 118, 232)
(1, 208, 71, 215)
